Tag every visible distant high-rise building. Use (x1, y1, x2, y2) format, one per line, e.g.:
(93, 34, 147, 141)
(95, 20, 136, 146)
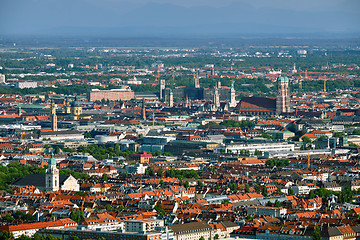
(297, 50, 307, 55)
(276, 76, 290, 115)
(0, 74, 5, 83)
(159, 79, 165, 100)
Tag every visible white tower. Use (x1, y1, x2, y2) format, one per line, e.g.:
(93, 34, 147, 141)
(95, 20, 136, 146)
(45, 154, 59, 191)
(169, 90, 174, 107)
(214, 86, 220, 110)
(229, 79, 237, 108)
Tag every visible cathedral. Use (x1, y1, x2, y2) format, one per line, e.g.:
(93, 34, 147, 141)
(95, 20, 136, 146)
(235, 76, 291, 116)
(11, 155, 80, 192)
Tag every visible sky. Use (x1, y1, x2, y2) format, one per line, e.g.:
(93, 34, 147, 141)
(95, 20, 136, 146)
(0, 0, 359, 36)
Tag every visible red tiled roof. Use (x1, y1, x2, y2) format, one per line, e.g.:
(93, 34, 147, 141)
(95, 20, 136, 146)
(235, 97, 276, 113)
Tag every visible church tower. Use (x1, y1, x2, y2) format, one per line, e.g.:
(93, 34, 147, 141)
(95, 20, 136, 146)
(159, 79, 165, 100)
(194, 69, 200, 88)
(65, 98, 71, 114)
(229, 79, 237, 107)
(71, 97, 82, 116)
(51, 101, 57, 132)
(169, 90, 174, 107)
(142, 98, 146, 120)
(45, 154, 59, 192)
(214, 85, 220, 110)
(276, 75, 290, 115)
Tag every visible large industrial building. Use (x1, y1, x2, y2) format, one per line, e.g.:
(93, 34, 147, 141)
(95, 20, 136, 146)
(88, 88, 135, 102)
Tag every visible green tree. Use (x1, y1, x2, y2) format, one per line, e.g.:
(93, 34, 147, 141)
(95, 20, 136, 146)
(274, 200, 281, 207)
(333, 132, 345, 138)
(154, 203, 165, 216)
(84, 132, 92, 138)
(254, 185, 260, 194)
(146, 167, 155, 177)
(70, 209, 84, 223)
(245, 185, 250, 193)
(288, 188, 294, 196)
(54, 147, 61, 154)
(101, 174, 108, 183)
(184, 181, 190, 189)
(313, 225, 321, 240)
(0, 231, 14, 240)
(32, 233, 42, 240)
(214, 234, 219, 240)
(254, 149, 263, 156)
(3, 214, 14, 222)
(302, 136, 312, 144)
(17, 235, 31, 240)
(262, 186, 268, 197)
(199, 237, 205, 240)
(157, 167, 163, 178)
(197, 181, 204, 188)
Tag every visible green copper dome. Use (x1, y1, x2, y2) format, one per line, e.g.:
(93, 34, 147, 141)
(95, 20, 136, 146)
(48, 154, 57, 165)
(277, 76, 289, 82)
(71, 100, 81, 107)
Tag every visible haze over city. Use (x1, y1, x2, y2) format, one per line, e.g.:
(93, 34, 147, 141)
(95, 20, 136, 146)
(1, 1, 360, 240)
(1, 0, 360, 36)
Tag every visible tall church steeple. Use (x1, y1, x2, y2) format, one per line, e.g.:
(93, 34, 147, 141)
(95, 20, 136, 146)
(229, 79, 237, 108)
(46, 153, 59, 192)
(51, 101, 57, 132)
(194, 69, 200, 88)
(214, 85, 220, 110)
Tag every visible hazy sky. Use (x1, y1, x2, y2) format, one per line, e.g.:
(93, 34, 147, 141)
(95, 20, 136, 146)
(1, 0, 359, 36)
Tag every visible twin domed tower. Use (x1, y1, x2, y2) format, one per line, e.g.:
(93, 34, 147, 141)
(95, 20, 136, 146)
(276, 75, 290, 115)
